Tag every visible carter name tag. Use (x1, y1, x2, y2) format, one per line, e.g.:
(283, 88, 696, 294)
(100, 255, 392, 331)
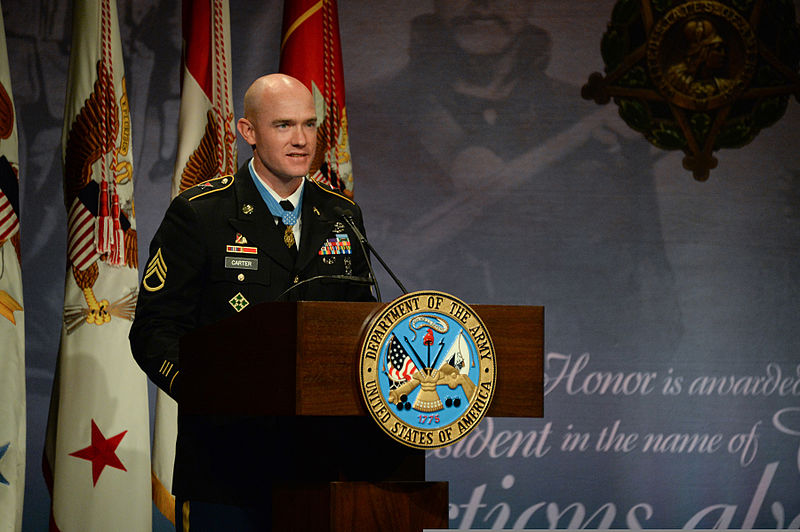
(225, 257, 259, 270)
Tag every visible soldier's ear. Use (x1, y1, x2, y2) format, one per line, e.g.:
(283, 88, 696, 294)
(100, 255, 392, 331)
(237, 118, 256, 146)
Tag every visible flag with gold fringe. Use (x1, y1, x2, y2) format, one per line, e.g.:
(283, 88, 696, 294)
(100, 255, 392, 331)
(0, 3, 25, 530)
(151, 0, 236, 523)
(43, 0, 151, 529)
(279, 0, 354, 196)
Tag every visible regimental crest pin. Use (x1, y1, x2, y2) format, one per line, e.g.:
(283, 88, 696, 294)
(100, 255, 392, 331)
(358, 290, 497, 449)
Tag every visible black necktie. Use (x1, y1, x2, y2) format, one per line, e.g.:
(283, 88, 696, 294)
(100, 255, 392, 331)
(278, 200, 298, 257)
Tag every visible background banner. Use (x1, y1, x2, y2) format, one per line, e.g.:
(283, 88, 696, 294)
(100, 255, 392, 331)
(7, 0, 799, 529)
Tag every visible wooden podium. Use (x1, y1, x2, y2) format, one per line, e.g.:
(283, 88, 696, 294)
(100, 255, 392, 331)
(180, 301, 543, 531)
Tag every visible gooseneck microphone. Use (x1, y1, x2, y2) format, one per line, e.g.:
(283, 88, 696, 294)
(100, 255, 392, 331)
(276, 274, 374, 301)
(333, 206, 408, 302)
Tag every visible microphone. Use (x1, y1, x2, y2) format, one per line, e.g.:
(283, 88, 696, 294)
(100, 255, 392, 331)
(276, 274, 374, 301)
(333, 206, 408, 301)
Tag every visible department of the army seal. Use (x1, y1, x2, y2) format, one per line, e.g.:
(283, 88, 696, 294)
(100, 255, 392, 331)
(359, 290, 496, 449)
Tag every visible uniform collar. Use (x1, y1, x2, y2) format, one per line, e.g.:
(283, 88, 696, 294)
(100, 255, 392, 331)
(247, 159, 305, 223)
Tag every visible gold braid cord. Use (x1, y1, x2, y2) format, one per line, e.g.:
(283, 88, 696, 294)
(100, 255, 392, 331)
(125, 228, 138, 269)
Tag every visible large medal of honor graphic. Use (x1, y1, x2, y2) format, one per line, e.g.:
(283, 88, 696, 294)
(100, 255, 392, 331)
(582, 0, 800, 181)
(359, 291, 496, 449)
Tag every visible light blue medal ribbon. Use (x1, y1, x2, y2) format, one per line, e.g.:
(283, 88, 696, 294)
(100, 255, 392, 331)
(248, 161, 304, 224)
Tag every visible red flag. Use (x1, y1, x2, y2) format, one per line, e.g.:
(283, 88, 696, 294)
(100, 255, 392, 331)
(280, 0, 354, 196)
(151, 1, 236, 524)
(170, 0, 236, 197)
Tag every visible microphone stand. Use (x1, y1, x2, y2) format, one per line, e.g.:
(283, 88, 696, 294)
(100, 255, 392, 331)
(339, 212, 408, 302)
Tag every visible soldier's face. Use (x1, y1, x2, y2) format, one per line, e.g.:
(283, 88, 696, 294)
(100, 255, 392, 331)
(435, 0, 534, 55)
(245, 91, 317, 183)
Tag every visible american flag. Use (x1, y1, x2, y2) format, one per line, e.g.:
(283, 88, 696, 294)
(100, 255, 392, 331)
(0, 156, 18, 243)
(385, 334, 417, 383)
(67, 198, 100, 271)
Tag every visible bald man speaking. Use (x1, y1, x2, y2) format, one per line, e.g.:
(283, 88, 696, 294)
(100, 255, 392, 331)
(131, 74, 375, 530)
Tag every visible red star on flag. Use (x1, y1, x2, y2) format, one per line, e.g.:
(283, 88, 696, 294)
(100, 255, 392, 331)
(69, 419, 128, 486)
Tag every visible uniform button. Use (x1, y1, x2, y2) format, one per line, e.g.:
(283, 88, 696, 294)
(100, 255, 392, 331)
(294, 275, 299, 284)
(238, 273, 245, 281)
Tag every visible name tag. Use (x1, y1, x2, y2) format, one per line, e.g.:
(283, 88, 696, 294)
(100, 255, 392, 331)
(225, 257, 259, 270)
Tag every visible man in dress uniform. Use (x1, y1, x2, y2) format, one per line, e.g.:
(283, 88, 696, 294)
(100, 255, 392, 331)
(130, 74, 376, 530)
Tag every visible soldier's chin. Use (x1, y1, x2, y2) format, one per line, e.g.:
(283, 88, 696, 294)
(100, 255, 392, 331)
(286, 160, 311, 177)
(451, 23, 513, 55)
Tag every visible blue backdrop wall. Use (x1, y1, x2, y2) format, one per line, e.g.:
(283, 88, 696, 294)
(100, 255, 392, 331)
(6, 0, 800, 529)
